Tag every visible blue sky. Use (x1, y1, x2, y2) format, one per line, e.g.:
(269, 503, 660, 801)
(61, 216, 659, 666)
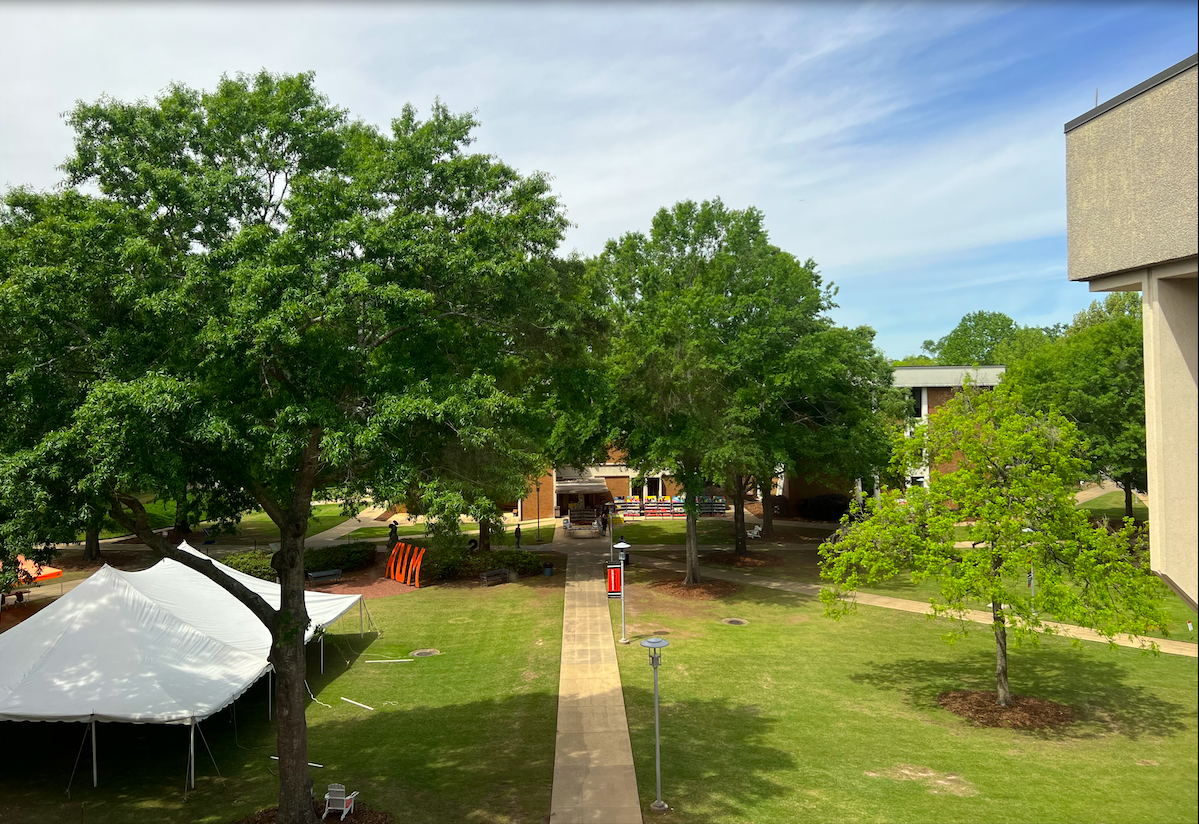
(1, 2, 1195, 358)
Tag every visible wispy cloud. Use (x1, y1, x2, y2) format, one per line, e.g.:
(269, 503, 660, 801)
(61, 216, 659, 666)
(1, 2, 1194, 358)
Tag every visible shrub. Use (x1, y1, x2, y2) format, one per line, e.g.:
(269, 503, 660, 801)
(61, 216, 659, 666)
(304, 542, 375, 573)
(222, 550, 276, 580)
(220, 542, 377, 581)
(459, 549, 546, 578)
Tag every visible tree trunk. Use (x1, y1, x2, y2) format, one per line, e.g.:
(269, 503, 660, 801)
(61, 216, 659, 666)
(760, 471, 775, 538)
(682, 476, 702, 584)
(991, 548, 1012, 707)
(83, 528, 102, 563)
(272, 523, 317, 824)
(479, 519, 491, 552)
(1122, 479, 1134, 520)
(732, 474, 748, 556)
(174, 487, 191, 534)
(992, 598, 1012, 707)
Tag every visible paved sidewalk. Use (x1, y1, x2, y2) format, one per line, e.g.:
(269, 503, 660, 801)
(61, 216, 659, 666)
(550, 546, 643, 824)
(629, 553, 1197, 658)
(306, 505, 389, 547)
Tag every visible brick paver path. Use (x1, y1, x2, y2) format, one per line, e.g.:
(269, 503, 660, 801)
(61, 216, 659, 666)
(549, 545, 643, 824)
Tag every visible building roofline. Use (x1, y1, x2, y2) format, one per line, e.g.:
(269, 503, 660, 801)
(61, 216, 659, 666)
(1065, 53, 1198, 134)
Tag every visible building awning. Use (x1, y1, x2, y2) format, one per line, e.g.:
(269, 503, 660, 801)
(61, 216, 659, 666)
(556, 478, 611, 495)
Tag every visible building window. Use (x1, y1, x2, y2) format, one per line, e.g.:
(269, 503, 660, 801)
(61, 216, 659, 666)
(910, 388, 922, 418)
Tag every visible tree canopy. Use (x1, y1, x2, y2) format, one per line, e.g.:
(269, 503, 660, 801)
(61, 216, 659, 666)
(596, 198, 893, 576)
(1002, 293, 1146, 517)
(0, 71, 599, 824)
(820, 384, 1166, 707)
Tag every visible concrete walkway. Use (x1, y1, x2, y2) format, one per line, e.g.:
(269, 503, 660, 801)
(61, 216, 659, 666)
(550, 544, 643, 824)
(629, 553, 1198, 658)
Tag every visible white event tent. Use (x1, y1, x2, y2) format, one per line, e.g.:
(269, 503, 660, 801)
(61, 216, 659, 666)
(0, 541, 363, 787)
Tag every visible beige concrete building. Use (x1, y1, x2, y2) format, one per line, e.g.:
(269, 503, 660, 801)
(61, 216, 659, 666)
(1065, 53, 1198, 611)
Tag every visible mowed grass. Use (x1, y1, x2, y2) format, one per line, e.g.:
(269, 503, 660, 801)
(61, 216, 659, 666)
(615, 518, 834, 546)
(631, 546, 1197, 643)
(1, 574, 565, 823)
(611, 566, 1198, 823)
(1078, 489, 1150, 523)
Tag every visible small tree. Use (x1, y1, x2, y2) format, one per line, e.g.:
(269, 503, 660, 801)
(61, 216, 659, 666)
(820, 384, 1166, 707)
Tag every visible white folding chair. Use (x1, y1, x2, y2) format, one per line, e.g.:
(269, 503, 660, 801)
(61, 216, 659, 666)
(747, 524, 762, 539)
(323, 783, 359, 820)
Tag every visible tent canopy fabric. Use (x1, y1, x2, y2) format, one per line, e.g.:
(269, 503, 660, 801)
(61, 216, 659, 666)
(0, 542, 362, 725)
(0, 567, 270, 724)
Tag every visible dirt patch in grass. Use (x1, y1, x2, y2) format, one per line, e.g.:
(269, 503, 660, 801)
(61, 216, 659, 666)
(939, 690, 1076, 730)
(232, 799, 395, 824)
(865, 764, 978, 796)
(647, 579, 743, 599)
(705, 550, 787, 568)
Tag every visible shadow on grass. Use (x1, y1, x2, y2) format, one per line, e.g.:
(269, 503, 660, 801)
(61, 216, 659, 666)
(621, 686, 798, 819)
(850, 648, 1190, 740)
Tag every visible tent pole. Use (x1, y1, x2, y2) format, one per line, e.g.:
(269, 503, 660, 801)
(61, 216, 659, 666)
(189, 723, 196, 789)
(197, 721, 221, 776)
(320, 635, 324, 674)
(268, 670, 272, 720)
(359, 599, 363, 637)
(91, 720, 98, 787)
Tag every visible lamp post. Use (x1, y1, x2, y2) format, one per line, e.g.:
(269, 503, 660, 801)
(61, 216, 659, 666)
(614, 539, 630, 644)
(641, 637, 669, 813)
(1022, 527, 1035, 614)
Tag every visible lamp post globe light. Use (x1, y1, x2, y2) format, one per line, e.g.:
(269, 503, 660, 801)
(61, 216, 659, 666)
(614, 540, 631, 644)
(640, 636, 670, 813)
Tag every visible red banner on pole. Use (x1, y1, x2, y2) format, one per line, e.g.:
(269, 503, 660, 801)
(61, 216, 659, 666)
(607, 563, 623, 598)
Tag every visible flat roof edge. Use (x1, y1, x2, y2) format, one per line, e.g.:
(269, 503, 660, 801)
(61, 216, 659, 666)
(1065, 53, 1198, 134)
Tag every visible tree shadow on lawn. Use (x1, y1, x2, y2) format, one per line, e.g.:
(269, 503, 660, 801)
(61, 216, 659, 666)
(849, 648, 1190, 740)
(620, 686, 798, 820)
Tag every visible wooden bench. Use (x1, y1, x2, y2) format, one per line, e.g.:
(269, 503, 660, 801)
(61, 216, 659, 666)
(479, 569, 508, 587)
(307, 569, 342, 585)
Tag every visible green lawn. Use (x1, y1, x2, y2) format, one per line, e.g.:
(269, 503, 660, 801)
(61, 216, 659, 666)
(97, 493, 175, 539)
(615, 518, 834, 546)
(346, 522, 479, 541)
(1078, 489, 1150, 523)
(99, 498, 359, 545)
(632, 547, 1197, 643)
(201, 504, 358, 546)
(2, 573, 565, 823)
(611, 565, 1198, 823)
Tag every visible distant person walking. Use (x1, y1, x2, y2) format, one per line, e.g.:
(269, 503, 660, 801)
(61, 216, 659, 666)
(388, 521, 399, 545)
(514, 524, 522, 548)
(600, 511, 609, 536)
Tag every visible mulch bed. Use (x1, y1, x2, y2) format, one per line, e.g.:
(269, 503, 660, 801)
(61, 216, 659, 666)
(309, 558, 415, 599)
(648, 578, 743, 599)
(54, 548, 158, 571)
(232, 798, 395, 824)
(705, 550, 786, 568)
(939, 690, 1076, 729)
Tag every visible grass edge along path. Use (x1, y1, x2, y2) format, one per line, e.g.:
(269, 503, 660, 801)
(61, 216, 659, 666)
(609, 565, 1198, 824)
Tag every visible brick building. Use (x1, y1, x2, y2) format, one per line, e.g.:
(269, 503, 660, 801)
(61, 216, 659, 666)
(892, 365, 1006, 487)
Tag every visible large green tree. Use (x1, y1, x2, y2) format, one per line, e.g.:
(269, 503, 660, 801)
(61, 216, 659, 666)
(820, 384, 1166, 707)
(0, 72, 593, 823)
(1003, 293, 1146, 518)
(596, 199, 891, 575)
